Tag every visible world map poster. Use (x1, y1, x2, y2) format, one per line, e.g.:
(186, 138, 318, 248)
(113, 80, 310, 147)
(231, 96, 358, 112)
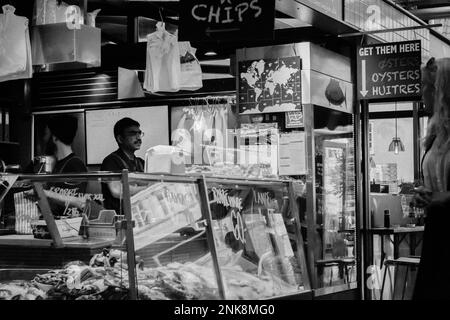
(239, 56, 302, 114)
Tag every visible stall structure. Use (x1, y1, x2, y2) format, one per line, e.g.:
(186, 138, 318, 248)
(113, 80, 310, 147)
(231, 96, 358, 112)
(236, 42, 358, 298)
(356, 40, 425, 300)
(0, 171, 312, 300)
(4, 0, 450, 301)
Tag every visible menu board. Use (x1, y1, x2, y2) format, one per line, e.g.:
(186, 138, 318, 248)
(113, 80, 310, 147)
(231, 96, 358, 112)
(357, 40, 421, 100)
(279, 131, 306, 176)
(207, 181, 300, 292)
(179, 0, 275, 42)
(131, 182, 202, 250)
(239, 123, 279, 177)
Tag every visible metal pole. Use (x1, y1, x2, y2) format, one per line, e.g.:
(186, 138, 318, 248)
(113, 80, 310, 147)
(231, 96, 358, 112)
(121, 170, 138, 300)
(288, 181, 312, 291)
(360, 99, 372, 300)
(198, 176, 227, 299)
(338, 23, 442, 37)
(413, 102, 421, 181)
(303, 103, 318, 289)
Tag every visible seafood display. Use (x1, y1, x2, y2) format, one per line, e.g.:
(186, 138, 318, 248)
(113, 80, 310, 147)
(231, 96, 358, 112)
(0, 248, 299, 300)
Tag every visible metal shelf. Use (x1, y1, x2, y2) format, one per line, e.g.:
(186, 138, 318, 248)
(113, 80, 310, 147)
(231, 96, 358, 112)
(0, 141, 19, 146)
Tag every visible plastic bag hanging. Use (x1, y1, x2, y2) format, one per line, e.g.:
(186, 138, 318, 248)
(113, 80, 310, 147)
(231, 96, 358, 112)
(179, 41, 203, 91)
(33, 0, 83, 25)
(0, 5, 33, 82)
(144, 21, 181, 93)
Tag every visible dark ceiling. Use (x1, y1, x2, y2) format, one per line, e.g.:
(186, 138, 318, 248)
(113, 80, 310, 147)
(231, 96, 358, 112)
(5, 0, 450, 70)
(393, 0, 450, 20)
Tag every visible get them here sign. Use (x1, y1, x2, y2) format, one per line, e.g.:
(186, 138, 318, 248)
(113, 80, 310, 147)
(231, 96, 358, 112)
(357, 40, 422, 101)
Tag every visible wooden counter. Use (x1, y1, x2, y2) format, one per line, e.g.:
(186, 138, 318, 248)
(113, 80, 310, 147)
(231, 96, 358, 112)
(0, 234, 113, 248)
(0, 235, 114, 269)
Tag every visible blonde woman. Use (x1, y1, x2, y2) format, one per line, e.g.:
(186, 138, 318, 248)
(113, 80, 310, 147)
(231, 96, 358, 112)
(413, 57, 450, 300)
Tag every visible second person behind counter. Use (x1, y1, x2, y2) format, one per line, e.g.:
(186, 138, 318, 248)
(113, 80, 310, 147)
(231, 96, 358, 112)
(101, 117, 146, 214)
(33, 114, 88, 217)
(47, 114, 87, 175)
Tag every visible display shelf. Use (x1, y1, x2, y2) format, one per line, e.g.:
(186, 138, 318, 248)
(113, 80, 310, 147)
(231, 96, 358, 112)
(0, 141, 19, 146)
(0, 234, 113, 249)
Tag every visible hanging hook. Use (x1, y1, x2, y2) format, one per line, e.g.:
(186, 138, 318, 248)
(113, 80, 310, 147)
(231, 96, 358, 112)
(159, 7, 164, 24)
(2, 4, 15, 14)
(360, 34, 366, 47)
(394, 101, 398, 138)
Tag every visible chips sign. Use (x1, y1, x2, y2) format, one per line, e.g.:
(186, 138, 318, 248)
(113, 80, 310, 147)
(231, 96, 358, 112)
(357, 40, 421, 100)
(179, 0, 275, 42)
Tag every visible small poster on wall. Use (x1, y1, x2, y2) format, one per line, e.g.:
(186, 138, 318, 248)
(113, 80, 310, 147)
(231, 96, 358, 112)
(285, 109, 304, 128)
(279, 132, 306, 176)
(239, 56, 301, 114)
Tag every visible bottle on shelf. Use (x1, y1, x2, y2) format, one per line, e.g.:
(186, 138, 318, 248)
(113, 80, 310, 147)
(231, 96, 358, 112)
(384, 209, 390, 228)
(408, 203, 416, 227)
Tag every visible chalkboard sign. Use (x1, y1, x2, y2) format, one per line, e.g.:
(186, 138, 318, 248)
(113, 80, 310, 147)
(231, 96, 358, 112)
(357, 40, 421, 100)
(131, 181, 203, 250)
(179, 0, 275, 42)
(206, 180, 302, 294)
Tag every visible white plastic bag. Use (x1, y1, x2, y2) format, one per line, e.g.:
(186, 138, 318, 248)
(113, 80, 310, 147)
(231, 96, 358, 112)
(14, 191, 40, 235)
(33, 0, 83, 25)
(144, 145, 185, 174)
(179, 41, 203, 91)
(144, 22, 181, 93)
(87, 9, 101, 27)
(0, 5, 32, 82)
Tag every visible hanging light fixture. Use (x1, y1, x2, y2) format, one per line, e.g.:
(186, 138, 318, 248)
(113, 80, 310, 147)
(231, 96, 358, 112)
(388, 102, 405, 154)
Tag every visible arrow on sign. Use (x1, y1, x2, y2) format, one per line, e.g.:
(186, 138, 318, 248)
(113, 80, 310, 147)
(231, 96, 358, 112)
(360, 59, 368, 97)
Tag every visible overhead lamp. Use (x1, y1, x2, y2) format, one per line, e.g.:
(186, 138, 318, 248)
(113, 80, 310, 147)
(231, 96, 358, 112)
(388, 102, 405, 155)
(204, 51, 218, 56)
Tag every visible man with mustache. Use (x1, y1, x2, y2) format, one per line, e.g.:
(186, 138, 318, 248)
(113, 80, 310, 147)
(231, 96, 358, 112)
(101, 117, 145, 214)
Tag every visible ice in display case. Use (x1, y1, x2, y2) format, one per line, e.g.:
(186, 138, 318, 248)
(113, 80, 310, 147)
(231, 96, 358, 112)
(0, 172, 311, 300)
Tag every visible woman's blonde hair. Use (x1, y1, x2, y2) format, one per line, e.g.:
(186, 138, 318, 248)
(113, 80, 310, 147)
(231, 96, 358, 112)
(424, 57, 450, 152)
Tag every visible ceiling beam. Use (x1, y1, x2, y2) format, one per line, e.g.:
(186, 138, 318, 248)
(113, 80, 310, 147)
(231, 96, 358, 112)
(410, 7, 450, 20)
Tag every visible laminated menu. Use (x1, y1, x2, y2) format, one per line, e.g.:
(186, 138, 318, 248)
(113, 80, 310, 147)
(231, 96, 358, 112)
(131, 182, 202, 250)
(207, 184, 301, 294)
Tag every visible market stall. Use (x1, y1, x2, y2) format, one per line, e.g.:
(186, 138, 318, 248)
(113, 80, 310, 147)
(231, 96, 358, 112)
(0, 171, 312, 300)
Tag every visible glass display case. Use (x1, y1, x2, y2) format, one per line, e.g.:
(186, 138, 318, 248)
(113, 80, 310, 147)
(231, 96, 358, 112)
(0, 172, 137, 300)
(203, 177, 310, 299)
(126, 173, 311, 300)
(0, 172, 311, 300)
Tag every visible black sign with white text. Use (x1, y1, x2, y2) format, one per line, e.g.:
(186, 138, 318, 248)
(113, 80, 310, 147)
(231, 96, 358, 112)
(357, 40, 421, 100)
(179, 0, 275, 42)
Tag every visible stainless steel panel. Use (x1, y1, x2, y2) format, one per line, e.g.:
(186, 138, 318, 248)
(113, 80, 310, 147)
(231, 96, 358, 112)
(31, 23, 101, 69)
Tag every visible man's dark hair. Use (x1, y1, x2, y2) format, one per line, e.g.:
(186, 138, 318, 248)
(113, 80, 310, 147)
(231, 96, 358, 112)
(113, 117, 140, 142)
(47, 115, 78, 145)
